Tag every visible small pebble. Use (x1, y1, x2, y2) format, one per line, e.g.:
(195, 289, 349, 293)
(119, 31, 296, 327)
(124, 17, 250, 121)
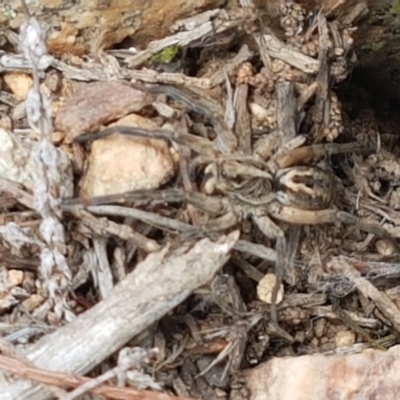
(335, 330, 356, 347)
(314, 318, 326, 338)
(257, 273, 284, 304)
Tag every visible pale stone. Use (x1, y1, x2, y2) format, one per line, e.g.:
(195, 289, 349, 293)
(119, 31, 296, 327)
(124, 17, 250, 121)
(7, 270, 24, 287)
(335, 330, 356, 347)
(245, 344, 400, 400)
(79, 114, 176, 198)
(3, 72, 33, 102)
(257, 273, 284, 305)
(21, 294, 45, 312)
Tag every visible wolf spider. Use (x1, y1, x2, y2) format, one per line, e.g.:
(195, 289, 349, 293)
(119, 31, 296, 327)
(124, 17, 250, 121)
(70, 82, 394, 292)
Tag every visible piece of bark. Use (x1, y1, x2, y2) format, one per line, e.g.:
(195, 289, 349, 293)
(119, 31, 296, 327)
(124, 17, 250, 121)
(276, 82, 297, 143)
(55, 81, 154, 142)
(234, 84, 252, 155)
(245, 344, 400, 400)
(0, 231, 239, 400)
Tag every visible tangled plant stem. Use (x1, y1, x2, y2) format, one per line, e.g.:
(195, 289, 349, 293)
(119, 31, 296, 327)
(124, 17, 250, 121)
(19, 2, 74, 322)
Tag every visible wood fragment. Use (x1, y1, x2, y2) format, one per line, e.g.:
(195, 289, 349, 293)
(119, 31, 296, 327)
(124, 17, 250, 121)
(125, 45, 254, 89)
(92, 238, 113, 299)
(127, 10, 245, 69)
(312, 15, 330, 141)
(234, 84, 252, 154)
(68, 208, 161, 253)
(0, 178, 34, 210)
(297, 81, 319, 113)
(276, 81, 297, 143)
(309, 305, 380, 329)
(263, 33, 320, 73)
(238, 0, 272, 69)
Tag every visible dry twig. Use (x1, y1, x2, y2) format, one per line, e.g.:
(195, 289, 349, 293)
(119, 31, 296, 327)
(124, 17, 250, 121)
(0, 354, 193, 400)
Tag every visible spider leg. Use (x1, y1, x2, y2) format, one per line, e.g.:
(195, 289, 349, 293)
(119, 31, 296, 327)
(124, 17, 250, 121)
(268, 202, 338, 224)
(130, 82, 238, 154)
(268, 202, 393, 240)
(201, 211, 240, 232)
(63, 188, 226, 215)
(336, 211, 392, 240)
(275, 141, 371, 169)
(75, 125, 218, 158)
(255, 133, 307, 165)
(64, 190, 242, 245)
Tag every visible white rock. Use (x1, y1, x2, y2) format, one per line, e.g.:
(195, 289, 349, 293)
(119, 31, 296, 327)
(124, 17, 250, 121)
(79, 114, 176, 198)
(257, 273, 284, 304)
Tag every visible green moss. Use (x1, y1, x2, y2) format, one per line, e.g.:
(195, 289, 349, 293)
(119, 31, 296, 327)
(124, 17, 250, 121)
(151, 45, 180, 65)
(390, 0, 400, 16)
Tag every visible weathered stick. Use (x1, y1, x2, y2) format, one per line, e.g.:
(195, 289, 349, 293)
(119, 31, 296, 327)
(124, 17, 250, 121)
(0, 231, 239, 400)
